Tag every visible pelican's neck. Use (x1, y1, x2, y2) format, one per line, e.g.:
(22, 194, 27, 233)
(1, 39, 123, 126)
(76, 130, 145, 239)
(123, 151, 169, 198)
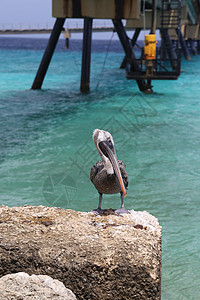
(94, 137, 114, 174)
(102, 156, 114, 174)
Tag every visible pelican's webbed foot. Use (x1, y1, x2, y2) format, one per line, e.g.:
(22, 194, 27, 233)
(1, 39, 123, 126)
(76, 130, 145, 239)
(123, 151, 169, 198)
(91, 208, 106, 214)
(114, 207, 130, 214)
(114, 192, 130, 214)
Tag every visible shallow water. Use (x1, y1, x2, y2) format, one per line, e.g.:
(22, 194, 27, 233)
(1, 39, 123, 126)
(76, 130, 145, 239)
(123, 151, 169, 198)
(0, 37, 200, 299)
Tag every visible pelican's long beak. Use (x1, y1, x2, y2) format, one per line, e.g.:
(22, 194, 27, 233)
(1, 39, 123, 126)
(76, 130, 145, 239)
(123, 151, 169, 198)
(99, 141, 127, 196)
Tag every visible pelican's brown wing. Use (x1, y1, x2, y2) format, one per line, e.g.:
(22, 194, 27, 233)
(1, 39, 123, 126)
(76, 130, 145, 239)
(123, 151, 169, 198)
(90, 160, 128, 191)
(90, 160, 104, 184)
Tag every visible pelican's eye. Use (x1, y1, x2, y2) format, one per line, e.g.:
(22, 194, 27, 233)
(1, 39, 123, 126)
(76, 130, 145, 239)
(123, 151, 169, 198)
(106, 139, 114, 150)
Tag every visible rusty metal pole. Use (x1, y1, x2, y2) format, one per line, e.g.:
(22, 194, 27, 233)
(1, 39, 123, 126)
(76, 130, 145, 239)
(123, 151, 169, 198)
(31, 18, 65, 90)
(80, 18, 93, 93)
(151, 0, 157, 34)
(146, 0, 157, 86)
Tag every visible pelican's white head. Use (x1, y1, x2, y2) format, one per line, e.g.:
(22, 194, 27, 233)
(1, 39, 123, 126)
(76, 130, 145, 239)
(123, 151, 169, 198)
(93, 129, 115, 163)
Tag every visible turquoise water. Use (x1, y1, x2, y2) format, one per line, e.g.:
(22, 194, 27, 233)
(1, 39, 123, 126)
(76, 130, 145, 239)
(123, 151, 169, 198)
(1, 37, 200, 299)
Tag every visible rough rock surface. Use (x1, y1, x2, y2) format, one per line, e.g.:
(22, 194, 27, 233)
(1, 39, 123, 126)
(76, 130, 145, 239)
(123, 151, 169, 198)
(0, 272, 77, 299)
(0, 205, 162, 300)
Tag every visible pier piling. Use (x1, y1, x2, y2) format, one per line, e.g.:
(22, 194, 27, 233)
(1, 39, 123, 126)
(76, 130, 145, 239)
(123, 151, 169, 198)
(80, 18, 93, 93)
(160, 28, 178, 70)
(120, 28, 141, 69)
(31, 18, 65, 90)
(188, 39, 197, 55)
(112, 19, 151, 92)
(177, 29, 191, 60)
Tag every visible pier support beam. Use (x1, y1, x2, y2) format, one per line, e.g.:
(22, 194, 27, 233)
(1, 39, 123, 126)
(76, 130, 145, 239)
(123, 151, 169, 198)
(112, 19, 151, 92)
(160, 28, 178, 70)
(176, 29, 191, 60)
(188, 39, 197, 55)
(197, 40, 200, 52)
(120, 28, 141, 69)
(31, 18, 65, 90)
(80, 18, 93, 93)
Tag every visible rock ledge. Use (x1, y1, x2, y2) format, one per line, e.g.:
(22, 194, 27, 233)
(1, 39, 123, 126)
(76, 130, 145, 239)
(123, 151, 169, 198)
(0, 205, 162, 300)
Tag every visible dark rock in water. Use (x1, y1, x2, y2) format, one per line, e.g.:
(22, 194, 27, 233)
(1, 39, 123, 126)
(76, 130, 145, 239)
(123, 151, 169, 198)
(0, 205, 162, 300)
(0, 272, 76, 299)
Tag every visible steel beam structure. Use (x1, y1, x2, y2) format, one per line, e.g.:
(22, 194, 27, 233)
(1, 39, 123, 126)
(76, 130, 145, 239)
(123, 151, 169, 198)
(112, 19, 151, 92)
(32, 18, 65, 90)
(80, 18, 93, 92)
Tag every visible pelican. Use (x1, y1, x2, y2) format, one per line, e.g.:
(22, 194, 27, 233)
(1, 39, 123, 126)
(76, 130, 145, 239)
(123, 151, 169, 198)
(90, 129, 129, 213)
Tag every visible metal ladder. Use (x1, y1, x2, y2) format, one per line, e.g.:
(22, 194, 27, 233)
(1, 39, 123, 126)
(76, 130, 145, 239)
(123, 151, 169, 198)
(159, 0, 182, 74)
(161, 0, 182, 29)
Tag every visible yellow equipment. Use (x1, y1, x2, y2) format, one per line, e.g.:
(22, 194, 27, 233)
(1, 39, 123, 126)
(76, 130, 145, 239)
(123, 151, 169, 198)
(144, 34, 157, 60)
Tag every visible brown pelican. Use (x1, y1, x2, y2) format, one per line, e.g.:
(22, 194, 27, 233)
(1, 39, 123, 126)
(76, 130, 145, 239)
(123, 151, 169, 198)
(90, 129, 129, 213)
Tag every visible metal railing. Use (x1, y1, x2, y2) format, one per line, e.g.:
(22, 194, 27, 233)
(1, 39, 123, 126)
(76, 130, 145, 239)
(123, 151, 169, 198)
(0, 20, 114, 32)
